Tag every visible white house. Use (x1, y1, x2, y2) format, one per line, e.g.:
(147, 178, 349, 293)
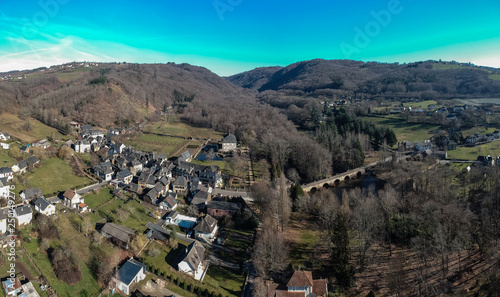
(63, 189, 83, 209)
(177, 241, 208, 281)
(193, 215, 218, 243)
(0, 143, 9, 150)
(0, 209, 8, 233)
(0, 167, 14, 180)
(116, 169, 133, 184)
(0, 178, 10, 198)
(33, 197, 56, 216)
(20, 187, 44, 202)
(74, 140, 91, 153)
(221, 133, 237, 152)
(111, 258, 146, 295)
(0, 132, 10, 141)
(14, 205, 32, 225)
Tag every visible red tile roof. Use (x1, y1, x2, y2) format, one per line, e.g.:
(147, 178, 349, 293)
(313, 279, 328, 296)
(287, 270, 313, 287)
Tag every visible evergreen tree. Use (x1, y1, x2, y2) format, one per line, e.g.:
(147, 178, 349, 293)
(331, 211, 355, 287)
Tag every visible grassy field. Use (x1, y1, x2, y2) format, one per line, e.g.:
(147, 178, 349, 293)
(360, 115, 440, 143)
(432, 63, 470, 70)
(145, 118, 224, 140)
(125, 133, 187, 157)
(119, 200, 157, 233)
(21, 224, 103, 297)
(0, 145, 20, 167)
(403, 100, 438, 109)
(203, 266, 245, 297)
(22, 158, 92, 196)
(56, 67, 91, 82)
(0, 113, 69, 143)
(448, 141, 500, 160)
(490, 73, 500, 81)
(460, 126, 499, 137)
(83, 187, 114, 209)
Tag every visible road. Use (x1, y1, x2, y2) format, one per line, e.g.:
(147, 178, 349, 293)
(46, 181, 106, 204)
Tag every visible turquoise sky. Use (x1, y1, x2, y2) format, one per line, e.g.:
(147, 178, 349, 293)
(0, 0, 499, 75)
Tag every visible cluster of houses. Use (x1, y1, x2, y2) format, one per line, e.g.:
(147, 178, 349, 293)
(465, 130, 500, 146)
(390, 103, 499, 118)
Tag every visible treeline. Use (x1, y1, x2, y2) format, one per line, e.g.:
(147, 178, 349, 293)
(301, 161, 500, 295)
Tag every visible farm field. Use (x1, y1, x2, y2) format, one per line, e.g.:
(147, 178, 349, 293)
(125, 133, 187, 157)
(145, 118, 224, 140)
(360, 115, 440, 143)
(0, 113, 69, 143)
(403, 100, 438, 109)
(17, 157, 91, 196)
(447, 141, 500, 160)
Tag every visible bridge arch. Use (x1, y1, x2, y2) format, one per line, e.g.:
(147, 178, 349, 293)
(323, 183, 330, 189)
(334, 179, 341, 185)
(357, 171, 362, 178)
(310, 187, 318, 193)
(344, 176, 350, 181)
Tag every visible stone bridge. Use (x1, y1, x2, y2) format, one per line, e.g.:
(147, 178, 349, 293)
(300, 154, 398, 192)
(301, 168, 366, 192)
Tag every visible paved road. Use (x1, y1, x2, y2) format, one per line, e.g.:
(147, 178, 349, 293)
(46, 181, 106, 204)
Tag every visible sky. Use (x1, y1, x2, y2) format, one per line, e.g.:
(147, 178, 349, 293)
(0, 0, 499, 76)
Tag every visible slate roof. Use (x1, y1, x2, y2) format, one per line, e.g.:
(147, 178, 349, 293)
(0, 167, 13, 174)
(312, 279, 328, 296)
(163, 195, 177, 209)
(116, 169, 133, 180)
(173, 176, 188, 187)
(206, 201, 240, 212)
(179, 241, 205, 270)
(115, 258, 146, 286)
(0, 209, 8, 220)
(33, 197, 52, 211)
(194, 215, 217, 234)
(23, 188, 44, 200)
(15, 205, 32, 216)
(101, 223, 135, 243)
(222, 134, 237, 143)
(179, 150, 192, 161)
(0, 177, 7, 187)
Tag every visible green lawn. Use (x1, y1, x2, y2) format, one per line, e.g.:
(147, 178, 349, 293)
(119, 200, 157, 233)
(22, 230, 102, 297)
(490, 73, 500, 81)
(448, 141, 500, 160)
(432, 62, 470, 70)
(203, 266, 246, 297)
(0, 112, 69, 144)
(83, 187, 114, 209)
(23, 158, 92, 196)
(97, 199, 125, 221)
(360, 115, 440, 143)
(56, 67, 91, 82)
(0, 145, 20, 167)
(403, 100, 438, 109)
(461, 126, 499, 137)
(145, 118, 224, 140)
(125, 133, 187, 156)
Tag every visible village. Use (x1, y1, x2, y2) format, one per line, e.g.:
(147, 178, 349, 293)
(0, 123, 258, 297)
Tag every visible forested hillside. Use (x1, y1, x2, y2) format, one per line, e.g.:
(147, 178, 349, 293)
(228, 59, 500, 99)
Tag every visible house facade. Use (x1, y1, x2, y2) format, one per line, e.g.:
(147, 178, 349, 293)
(33, 197, 56, 216)
(111, 258, 146, 295)
(63, 189, 83, 209)
(14, 205, 33, 225)
(267, 270, 328, 297)
(177, 241, 208, 281)
(221, 134, 237, 152)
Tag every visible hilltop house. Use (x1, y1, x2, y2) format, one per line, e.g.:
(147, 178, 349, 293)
(13, 156, 39, 174)
(177, 241, 208, 281)
(33, 197, 56, 216)
(221, 134, 237, 152)
(63, 189, 83, 209)
(0, 132, 10, 141)
(267, 269, 328, 297)
(110, 258, 146, 295)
